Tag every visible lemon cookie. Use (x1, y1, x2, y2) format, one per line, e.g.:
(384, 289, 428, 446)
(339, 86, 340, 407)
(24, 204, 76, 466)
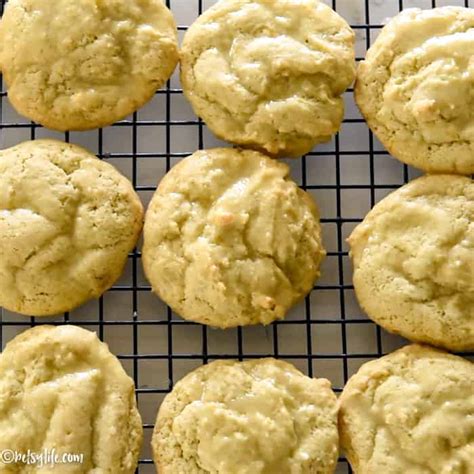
(180, 0, 355, 157)
(0, 0, 178, 131)
(153, 358, 339, 474)
(356, 7, 474, 174)
(339, 344, 474, 474)
(348, 174, 473, 351)
(142, 148, 325, 328)
(0, 139, 143, 316)
(0, 325, 143, 473)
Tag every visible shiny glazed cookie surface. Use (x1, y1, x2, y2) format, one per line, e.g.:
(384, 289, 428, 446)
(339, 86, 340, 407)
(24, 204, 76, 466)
(0, 325, 143, 473)
(181, 0, 355, 157)
(153, 358, 339, 474)
(143, 148, 325, 328)
(348, 174, 474, 351)
(0, 0, 178, 130)
(0, 139, 143, 316)
(339, 345, 474, 474)
(356, 7, 474, 174)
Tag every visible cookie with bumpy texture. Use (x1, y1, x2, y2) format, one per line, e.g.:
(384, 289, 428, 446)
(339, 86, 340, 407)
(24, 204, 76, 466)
(348, 174, 473, 351)
(0, 0, 178, 131)
(0, 325, 143, 473)
(180, 0, 355, 158)
(153, 358, 339, 474)
(356, 7, 474, 174)
(339, 344, 474, 474)
(142, 148, 325, 328)
(0, 139, 143, 316)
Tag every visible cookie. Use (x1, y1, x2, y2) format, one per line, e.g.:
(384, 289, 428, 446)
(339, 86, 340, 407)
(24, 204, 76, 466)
(339, 344, 474, 474)
(142, 148, 325, 328)
(0, 325, 142, 473)
(0, 0, 178, 131)
(348, 174, 474, 351)
(153, 358, 339, 474)
(355, 7, 474, 174)
(180, 0, 355, 157)
(0, 139, 143, 316)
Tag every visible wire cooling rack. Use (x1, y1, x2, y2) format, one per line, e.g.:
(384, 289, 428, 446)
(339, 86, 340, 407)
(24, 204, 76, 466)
(1, 0, 473, 473)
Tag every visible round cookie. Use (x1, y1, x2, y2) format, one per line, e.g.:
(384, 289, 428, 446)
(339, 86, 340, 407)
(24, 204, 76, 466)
(0, 139, 143, 316)
(355, 7, 474, 174)
(0, 0, 178, 131)
(180, 0, 355, 158)
(153, 358, 339, 474)
(339, 344, 474, 474)
(0, 325, 143, 473)
(142, 148, 325, 328)
(348, 174, 474, 351)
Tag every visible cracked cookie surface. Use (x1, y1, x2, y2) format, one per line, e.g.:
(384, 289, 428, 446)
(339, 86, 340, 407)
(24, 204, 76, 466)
(0, 325, 143, 473)
(355, 7, 474, 174)
(339, 344, 474, 474)
(0, 139, 143, 316)
(0, 0, 178, 131)
(180, 0, 355, 158)
(142, 148, 325, 328)
(153, 358, 338, 474)
(348, 174, 474, 351)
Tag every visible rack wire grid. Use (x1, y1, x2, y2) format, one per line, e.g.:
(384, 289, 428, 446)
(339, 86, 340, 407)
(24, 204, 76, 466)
(1, 0, 473, 473)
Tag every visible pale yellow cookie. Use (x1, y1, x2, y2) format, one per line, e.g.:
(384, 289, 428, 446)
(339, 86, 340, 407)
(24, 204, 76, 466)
(0, 325, 143, 473)
(153, 358, 339, 474)
(0, 139, 143, 316)
(339, 344, 474, 474)
(348, 174, 474, 351)
(356, 7, 474, 174)
(181, 0, 355, 157)
(0, 0, 178, 131)
(142, 148, 325, 328)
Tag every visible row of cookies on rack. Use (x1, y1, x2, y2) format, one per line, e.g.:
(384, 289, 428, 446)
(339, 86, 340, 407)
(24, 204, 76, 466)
(1, 324, 472, 473)
(1, 139, 472, 353)
(0, 1, 473, 174)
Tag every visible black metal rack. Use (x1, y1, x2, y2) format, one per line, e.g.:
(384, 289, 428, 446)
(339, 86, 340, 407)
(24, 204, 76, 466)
(0, 1, 472, 473)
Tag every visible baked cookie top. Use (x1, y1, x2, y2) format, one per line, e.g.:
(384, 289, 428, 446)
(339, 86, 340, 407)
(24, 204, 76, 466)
(0, 0, 178, 131)
(181, 0, 355, 157)
(339, 344, 474, 474)
(348, 174, 474, 351)
(142, 148, 325, 328)
(356, 7, 474, 174)
(0, 325, 143, 473)
(0, 139, 143, 316)
(153, 358, 339, 474)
